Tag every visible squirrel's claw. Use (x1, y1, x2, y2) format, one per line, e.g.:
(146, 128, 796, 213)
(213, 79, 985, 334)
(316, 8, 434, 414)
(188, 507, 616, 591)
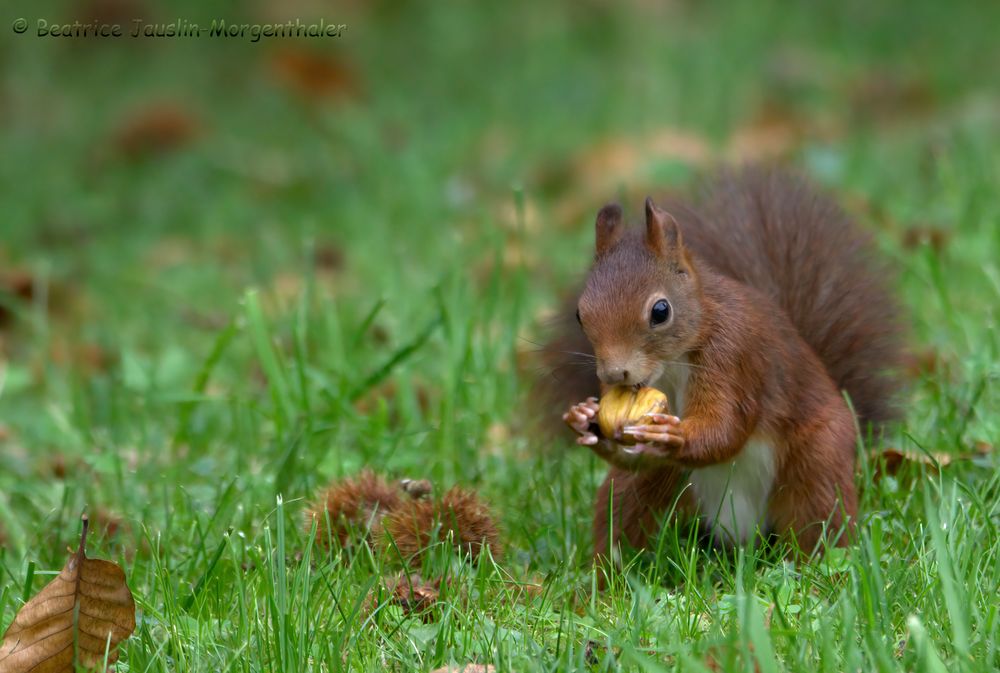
(564, 399, 600, 436)
(623, 428, 685, 449)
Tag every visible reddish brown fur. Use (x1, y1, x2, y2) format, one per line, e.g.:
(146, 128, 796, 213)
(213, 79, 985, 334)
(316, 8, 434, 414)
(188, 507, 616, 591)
(541, 166, 902, 559)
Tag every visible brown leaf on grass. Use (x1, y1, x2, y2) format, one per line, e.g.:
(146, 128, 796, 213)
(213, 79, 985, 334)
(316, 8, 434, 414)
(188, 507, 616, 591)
(538, 127, 710, 228)
(305, 470, 404, 549)
(902, 348, 943, 379)
(724, 104, 807, 163)
(0, 515, 136, 673)
(48, 339, 115, 375)
(382, 487, 502, 565)
(848, 70, 936, 124)
(901, 226, 951, 252)
(705, 643, 761, 673)
(268, 48, 359, 101)
(352, 379, 433, 421)
(313, 243, 345, 272)
(973, 440, 994, 455)
(431, 666, 495, 673)
(572, 128, 710, 191)
(870, 442, 994, 480)
(113, 103, 200, 159)
(91, 509, 125, 540)
(385, 572, 440, 621)
(0, 269, 36, 328)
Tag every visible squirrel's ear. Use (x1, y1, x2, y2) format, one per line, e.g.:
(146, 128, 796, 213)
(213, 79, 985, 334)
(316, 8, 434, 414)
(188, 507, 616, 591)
(595, 203, 623, 256)
(644, 197, 681, 256)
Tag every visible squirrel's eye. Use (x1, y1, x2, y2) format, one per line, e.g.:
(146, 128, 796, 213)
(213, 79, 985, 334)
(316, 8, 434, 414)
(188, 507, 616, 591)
(650, 299, 671, 326)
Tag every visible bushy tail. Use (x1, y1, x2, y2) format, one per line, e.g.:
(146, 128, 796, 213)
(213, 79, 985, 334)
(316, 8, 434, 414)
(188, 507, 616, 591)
(533, 166, 904, 430)
(673, 166, 904, 426)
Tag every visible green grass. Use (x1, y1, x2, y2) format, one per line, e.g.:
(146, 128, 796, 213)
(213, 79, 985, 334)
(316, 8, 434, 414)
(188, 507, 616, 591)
(1, 0, 999, 670)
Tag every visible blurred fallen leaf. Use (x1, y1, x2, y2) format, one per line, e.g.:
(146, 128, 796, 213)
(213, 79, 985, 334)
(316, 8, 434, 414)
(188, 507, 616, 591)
(902, 348, 943, 379)
(431, 666, 495, 673)
(353, 378, 432, 421)
(705, 642, 761, 673)
(113, 102, 200, 159)
(901, 226, 951, 252)
(0, 515, 136, 672)
(92, 509, 125, 540)
(572, 128, 710, 192)
(49, 339, 115, 375)
(313, 243, 345, 272)
(725, 103, 805, 163)
(268, 48, 359, 100)
(0, 269, 36, 328)
(848, 69, 936, 124)
(870, 442, 993, 480)
(973, 440, 993, 455)
(539, 127, 710, 229)
(386, 572, 440, 621)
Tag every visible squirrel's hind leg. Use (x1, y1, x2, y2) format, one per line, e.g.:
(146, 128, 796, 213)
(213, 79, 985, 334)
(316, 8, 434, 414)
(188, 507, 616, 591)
(768, 421, 859, 555)
(593, 466, 696, 563)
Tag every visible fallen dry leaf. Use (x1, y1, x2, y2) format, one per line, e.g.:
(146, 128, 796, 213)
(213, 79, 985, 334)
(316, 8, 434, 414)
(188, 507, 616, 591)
(0, 269, 36, 328)
(113, 103, 200, 159)
(848, 70, 936, 124)
(431, 666, 495, 673)
(902, 348, 944, 379)
(313, 243, 345, 272)
(870, 442, 993, 480)
(268, 48, 359, 100)
(0, 514, 136, 672)
(705, 642, 761, 673)
(386, 572, 440, 621)
(901, 226, 951, 252)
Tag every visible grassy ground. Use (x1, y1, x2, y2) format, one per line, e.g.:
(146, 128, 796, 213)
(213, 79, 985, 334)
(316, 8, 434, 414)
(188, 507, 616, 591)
(1, 0, 999, 670)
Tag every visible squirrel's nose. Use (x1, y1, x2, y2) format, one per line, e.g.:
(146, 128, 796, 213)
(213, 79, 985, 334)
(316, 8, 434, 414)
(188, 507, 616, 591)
(599, 366, 632, 385)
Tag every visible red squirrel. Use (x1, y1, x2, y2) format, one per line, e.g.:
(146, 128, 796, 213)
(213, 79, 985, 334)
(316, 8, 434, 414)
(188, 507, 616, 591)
(553, 167, 902, 557)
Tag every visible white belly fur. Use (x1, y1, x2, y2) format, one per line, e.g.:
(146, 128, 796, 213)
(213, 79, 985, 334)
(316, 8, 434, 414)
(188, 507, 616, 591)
(687, 436, 776, 545)
(657, 359, 777, 545)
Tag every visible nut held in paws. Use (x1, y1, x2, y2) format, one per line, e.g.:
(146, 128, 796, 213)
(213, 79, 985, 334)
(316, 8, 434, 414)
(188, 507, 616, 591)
(597, 386, 669, 445)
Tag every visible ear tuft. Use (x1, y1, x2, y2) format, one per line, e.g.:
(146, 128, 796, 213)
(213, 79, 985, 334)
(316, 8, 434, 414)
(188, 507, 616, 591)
(644, 197, 681, 255)
(595, 203, 623, 256)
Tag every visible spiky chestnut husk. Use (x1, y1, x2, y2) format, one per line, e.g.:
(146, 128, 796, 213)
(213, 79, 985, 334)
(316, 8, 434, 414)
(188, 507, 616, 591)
(382, 486, 502, 564)
(305, 469, 404, 548)
(597, 385, 669, 445)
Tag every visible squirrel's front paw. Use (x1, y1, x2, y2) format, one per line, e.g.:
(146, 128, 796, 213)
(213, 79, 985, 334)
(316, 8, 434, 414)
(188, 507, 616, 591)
(563, 397, 600, 446)
(612, 414, 685, 469)
(622, 413, 685, 451)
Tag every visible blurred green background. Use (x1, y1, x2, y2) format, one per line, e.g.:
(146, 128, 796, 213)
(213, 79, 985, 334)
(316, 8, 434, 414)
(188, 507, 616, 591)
(1, 0, 999, 670)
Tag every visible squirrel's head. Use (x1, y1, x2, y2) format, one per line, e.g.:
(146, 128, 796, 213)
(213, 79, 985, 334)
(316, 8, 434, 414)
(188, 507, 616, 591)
(577, 197, 703, 387)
